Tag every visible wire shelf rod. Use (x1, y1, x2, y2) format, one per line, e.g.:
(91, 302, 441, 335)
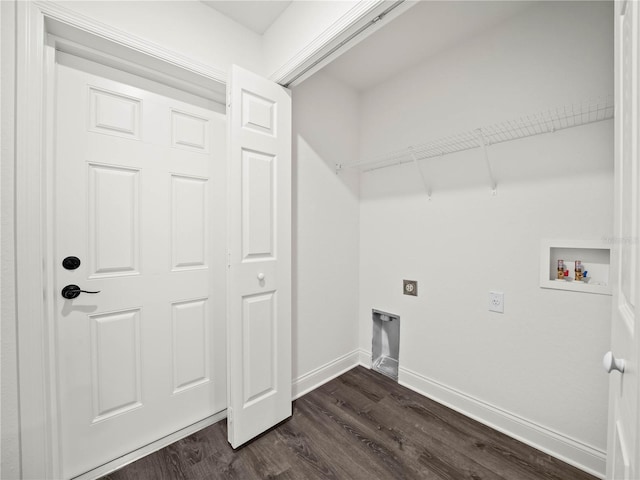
(335, 97, 613, 175)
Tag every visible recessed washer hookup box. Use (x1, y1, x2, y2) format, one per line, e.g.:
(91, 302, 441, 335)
(372, 309, 400, 381)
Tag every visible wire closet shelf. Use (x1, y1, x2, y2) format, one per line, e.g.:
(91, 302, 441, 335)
(336, 96, 614, 175)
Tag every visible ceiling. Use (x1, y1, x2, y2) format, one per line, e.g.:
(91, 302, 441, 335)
(200, 1, 532, 90)
(321, 1, 533, 91)
(201, 1, 292, 35)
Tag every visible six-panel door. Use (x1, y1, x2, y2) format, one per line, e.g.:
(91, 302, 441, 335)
(55, 60, 227, 478)
(226, 65, 292, 448)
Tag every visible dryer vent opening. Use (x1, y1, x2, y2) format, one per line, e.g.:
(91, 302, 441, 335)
(372, 309, 400, 381)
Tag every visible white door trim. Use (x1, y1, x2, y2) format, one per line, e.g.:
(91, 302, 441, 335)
(34, 1, 227, 87)
(268, 0, 396, 86)
(15, 2, 377, 478)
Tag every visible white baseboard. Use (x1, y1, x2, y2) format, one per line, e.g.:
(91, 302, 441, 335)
(358, 348, 372, 368)
(398, 366, 606, 479)
(292, 349, 361, 400)
(73, 411, 227, 480)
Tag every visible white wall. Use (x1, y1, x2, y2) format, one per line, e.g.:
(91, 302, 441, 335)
(1, 1, 21, 478)
(357, 2, 613, 476)
(291, 71, 361, 395)
(56, 0, 264, 75)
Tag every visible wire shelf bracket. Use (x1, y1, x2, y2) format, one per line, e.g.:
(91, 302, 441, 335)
(409, 146, 432, 200)
(474, 129, 497, 196)
(336, 96, 614, 197)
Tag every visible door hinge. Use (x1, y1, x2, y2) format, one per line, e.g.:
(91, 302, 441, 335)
(227, 251, 231, 268)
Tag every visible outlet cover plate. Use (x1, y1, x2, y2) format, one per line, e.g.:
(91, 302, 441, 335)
(489, 291, 504, 313)
(403, 280, 418, 296)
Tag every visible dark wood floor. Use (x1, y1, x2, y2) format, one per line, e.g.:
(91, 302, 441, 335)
(103, 366, 598, 480)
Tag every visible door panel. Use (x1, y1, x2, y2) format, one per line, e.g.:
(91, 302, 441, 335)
(55, 59, 227, 478)
(172, 298, 210, 392)
(613, 421, 631, 479)
(607, 2, 639, 479)
(242, 150, 276, 259)
(171, 109, 210, 152)
(88, 164, 140, 276)
(171, 175, 208, 269)
(243, 291, 277, 404)
(90, 308, 143, 420)
(89, 87, 141, 139)
(227, 65, 292, 448)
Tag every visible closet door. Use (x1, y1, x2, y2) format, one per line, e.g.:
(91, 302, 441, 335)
(226, 65, 292, 448)
(606, 1, 639, 479)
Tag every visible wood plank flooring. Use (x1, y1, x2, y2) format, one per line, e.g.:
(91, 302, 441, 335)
(102, 366, 598, 480)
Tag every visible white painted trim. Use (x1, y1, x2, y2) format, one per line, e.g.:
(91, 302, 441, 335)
(277, 1, 415, 88)
(16, 3, 52, 478)
(398, 365, 606, 479)
(292, 350, 361, 400)
(34, 1, 226, 85)
(358, 348, 372, 368)
(43, 43, 63, 478)
(72, 411, 227, 480)
(269, 0, 388, 85)
(50, 37, 226, 106)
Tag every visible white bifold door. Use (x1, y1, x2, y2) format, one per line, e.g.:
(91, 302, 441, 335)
(606, 1, 640, 479)
(226, 65, 292, 448)
(54, 57, 291, 478)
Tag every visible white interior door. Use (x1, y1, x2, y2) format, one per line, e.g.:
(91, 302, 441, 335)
(54, 57, 227, 478)
(606, 1, 640, 479)
(226, 65, 292, 448)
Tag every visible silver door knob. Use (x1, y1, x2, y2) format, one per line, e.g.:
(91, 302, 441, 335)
(603, 351, 625, 374)
(257, 273, 265, 281)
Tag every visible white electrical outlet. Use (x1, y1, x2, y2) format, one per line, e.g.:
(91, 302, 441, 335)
(489, 291, 504, 313)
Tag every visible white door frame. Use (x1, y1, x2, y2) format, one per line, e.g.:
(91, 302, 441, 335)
(14, 1, 389, 478)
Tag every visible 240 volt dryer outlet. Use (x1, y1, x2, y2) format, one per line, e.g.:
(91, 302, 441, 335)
(489, 291, 504, 313)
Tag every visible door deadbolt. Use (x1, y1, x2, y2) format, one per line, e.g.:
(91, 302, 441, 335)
(62, 256, 81, 270)
(61, 284, 100, 299)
